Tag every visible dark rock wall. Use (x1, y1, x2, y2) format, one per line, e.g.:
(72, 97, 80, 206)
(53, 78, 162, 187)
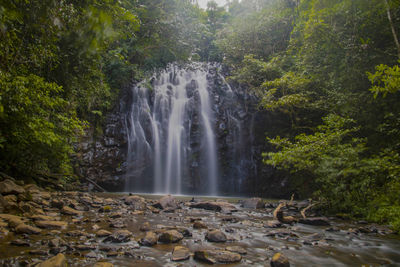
(76, 64, 290, 197)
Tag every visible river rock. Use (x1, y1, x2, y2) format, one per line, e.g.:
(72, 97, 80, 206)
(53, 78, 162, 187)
(139, 231, 158, 246)
(171, 246, 190, 261)
(158, 230, 184, 243)
(94, 262, 114, 267)
(31, 215, 58, 221)
(270, 252, 290, 267)
(97, 229, 112, 237)
(226, 246, 247, 255)
(124, 195, 147, 210)
(241, 198, 264, 209)
(194, 250, 241, 264)
(190, 201, 237, 213)
(140, 222, 151, 231)
(37, 253, 67, 267)
(0, 214, 25, 227)
(11, 239, 31, 246)
(35, 220, 68, 229)
(24, 184, 41, 194)
(103, 229, 132, 243)
(298, 217, 330, 226)
(193, 221, 207, 229)
(15, 223, 42, 234)
(50, 200, 64, 209)
(0, 179, 25, 195)
(205, 229, 227, 242)
(61, 206, 82, 216)
(153, 195, 178, 210)
(264, 220, 283, 228)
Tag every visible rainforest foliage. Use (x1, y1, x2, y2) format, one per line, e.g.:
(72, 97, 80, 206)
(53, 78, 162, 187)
(1, 0, 400, 230)
(216, 0, 400, 231)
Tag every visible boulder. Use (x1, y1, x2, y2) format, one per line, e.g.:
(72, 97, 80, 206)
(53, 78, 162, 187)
(124, 195, 147, 211)
(37, 253, 67, 267)
(241, 198, 264, 209)
(158, 230, 183, 243)
(50, 200, 64, 209)
(194, 250, 241, 264)
(103, 229, 132, 243)
(270, 252, 290, 267)
(139, 231, 158, 246)
(205, 229, 227, 242)
(15, 223, 42, 234)
(153, 195, 178, 210)
(298, 217, 330, 226)
(0, 179, 25, 195)
(171, 246, 190, 261)
(190, 201, 237, 213)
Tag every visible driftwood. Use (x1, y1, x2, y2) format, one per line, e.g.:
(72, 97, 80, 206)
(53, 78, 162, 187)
(300, 203, 318, 219)
(273, 202, 297, 224)
(84, 177, 106, 192)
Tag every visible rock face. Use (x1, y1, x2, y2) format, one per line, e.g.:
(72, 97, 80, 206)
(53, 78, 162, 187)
(75, 63, 290, 198)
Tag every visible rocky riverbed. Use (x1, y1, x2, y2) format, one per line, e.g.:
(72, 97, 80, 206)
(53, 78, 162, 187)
(1, 179, 400, 266)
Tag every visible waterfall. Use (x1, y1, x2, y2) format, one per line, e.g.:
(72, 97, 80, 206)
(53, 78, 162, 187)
(124, 63, 219, 195)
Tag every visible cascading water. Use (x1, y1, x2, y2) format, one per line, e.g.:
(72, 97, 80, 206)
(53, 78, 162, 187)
(124, 63, 219, 195)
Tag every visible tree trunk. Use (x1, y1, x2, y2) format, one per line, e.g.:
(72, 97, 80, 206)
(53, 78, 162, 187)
(384, 0, 400, 58)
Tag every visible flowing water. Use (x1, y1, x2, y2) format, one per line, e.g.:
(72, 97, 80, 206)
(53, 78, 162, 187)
(124, 63, 219, 195)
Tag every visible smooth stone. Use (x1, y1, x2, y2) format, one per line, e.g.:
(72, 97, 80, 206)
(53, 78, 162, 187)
(226, 246, 247, 255)
(139, 231, 158, 246)
(31, 215, 58, 221)
(194, 250, 241, 264)
(124, 195, 147, 211)
(103, 229, 132, 243)
(270, 252, 290, 267)
(0, 179, 25, 195)
(37, 253, 67, 267)
(206, 229, 227, 242)
(241, 197, 264, 209)
(35, 220, 68, 229)
(10, 239, 31, 246)
(264, 220, 283, 228)
(171, 246, 190, 261)
(158, 230, 183, 243)
(94, 262, 114, 267)
(15, 223, 42, 234)
(193, 221, 207, 229)
(61, 206, 82, 216)
(153, 195, 178, 210)
(96, 229, 112, 237)
(140, 222, 151, 232)
(190, 201, 237, 213)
